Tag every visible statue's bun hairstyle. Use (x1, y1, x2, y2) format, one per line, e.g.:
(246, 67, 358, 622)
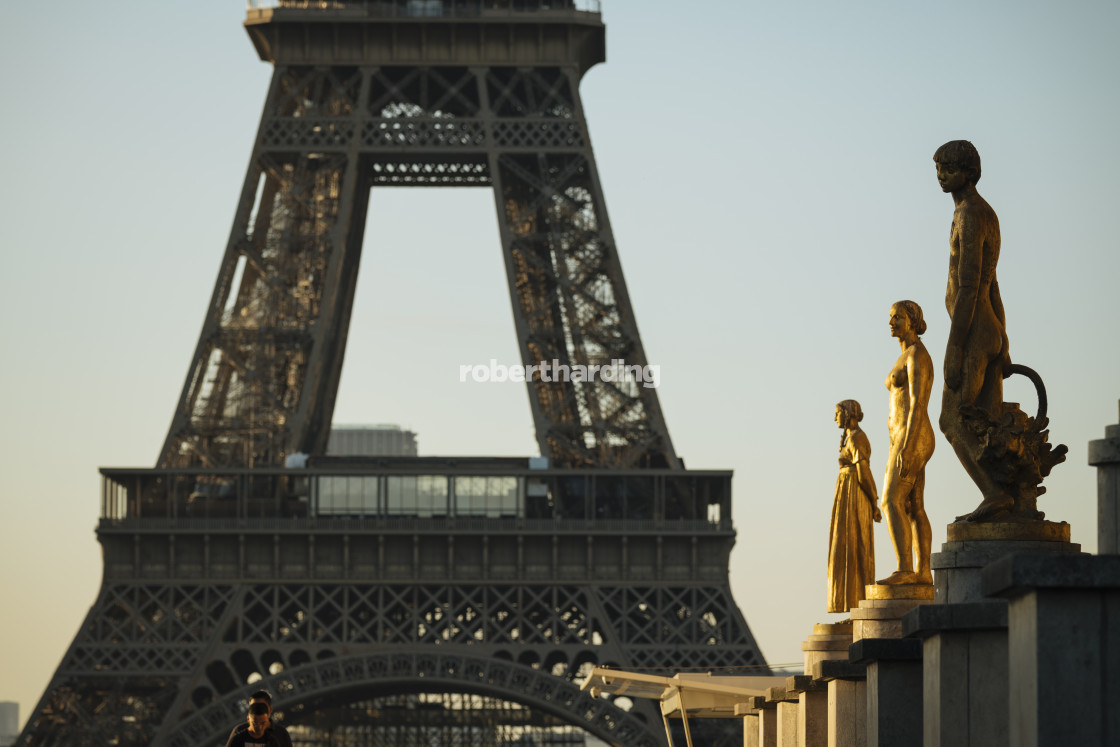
(837, 399, 863, 423)
(893, 299, 927, 336)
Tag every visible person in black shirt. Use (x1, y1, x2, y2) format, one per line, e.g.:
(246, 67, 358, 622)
(226, 691, 293, 747)
(226, 699, 289, 747)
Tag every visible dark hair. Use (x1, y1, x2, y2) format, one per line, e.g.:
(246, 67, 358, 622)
(836, 400, 863, 451)
(892, 299, 927, 336)
(250, 691, 273, 704)
(836, 399, 863, 423)
(249, 702, 270, 717)
(933, 140, 981, 185)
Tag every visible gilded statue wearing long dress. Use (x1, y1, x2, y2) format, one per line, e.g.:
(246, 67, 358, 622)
(828, 400, 881, 613)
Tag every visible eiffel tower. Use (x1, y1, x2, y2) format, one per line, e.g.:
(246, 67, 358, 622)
(18, 2, 767, 744)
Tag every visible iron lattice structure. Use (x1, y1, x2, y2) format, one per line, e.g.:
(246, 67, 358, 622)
(158, 0, 676, 473)
(19, 3, 767, 745)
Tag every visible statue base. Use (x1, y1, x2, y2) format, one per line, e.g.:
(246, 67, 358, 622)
(802, 622, 853, 677)
(851, 585, 934, 641)
(946, 519, 1070, 543)
(933, 520, 1080, 604)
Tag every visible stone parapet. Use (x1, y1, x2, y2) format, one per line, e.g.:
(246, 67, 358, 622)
(849, 638, 922, 747)
(816, 658, 867, 681)
(982, 552, 1120, 595)
(1089, 408, 1120, 553)
(932, 522, 1081, 603)
(903, 601, 1009, 747)
(901, 599, 1007, 638)
(983, 553, 1120, 747)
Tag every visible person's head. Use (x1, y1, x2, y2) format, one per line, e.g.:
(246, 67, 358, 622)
(889, 300, 926, 339)
(933, 140, 981, 191)
(835, 400, 863, 429)
(247, 702, 271, 735)
(249, 690, 273, 712)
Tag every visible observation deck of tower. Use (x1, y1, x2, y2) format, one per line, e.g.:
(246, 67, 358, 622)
(16, 1, 768, 745)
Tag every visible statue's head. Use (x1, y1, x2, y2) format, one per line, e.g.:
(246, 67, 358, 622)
(890, 299, 927, 337)
(933, 140, 981, 188)
(835, 399, 863, 426)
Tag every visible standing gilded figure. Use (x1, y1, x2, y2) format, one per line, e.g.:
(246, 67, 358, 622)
(828, 400, 881, 612)
(878, 301, 935, 585)
(934, 140, 1066, 521)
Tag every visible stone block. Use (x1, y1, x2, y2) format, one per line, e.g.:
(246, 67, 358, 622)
(983, 553, 1120, 747)
(767, 686, 797, 703)
(826, 678, 866, 747)
(853, 618, 903, 640)
(946, 520, 1070, 542)
(803, 623, 854, 674)
(907, 604, 1010, 747)
(921, 626, 1008, 747)
(848, 637, 921, 664)
(851, 598, 931, 641)
(852, 606, 912, 621)
(744, 712, 760, 747)
(760, 704, 779, 747)
(982, 552, 1120, 595)
(1093, 408, 1120, 553)
(901, 600, 1007, 638)
(803, 637, 854, 648)
(850, 638, 922, 747)
(816, 658, 866, 681)
(786, 674, 824, 694)
(932, 536, 1081, 604)
(778, 701, 800, 747)
(798, 689, 827, 747)
(813, 622, 853, 636)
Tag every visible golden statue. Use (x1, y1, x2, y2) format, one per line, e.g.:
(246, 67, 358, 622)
(828, 400, 881, 612)
(877, 301, 935, 585)
(934, 140, 1066, 522)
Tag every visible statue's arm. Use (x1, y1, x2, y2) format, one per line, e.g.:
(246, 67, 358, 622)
(946, 212, 982, 389)
(900, 350, 934, 475)
(853, 433, 881, 520)
(990, 276, 1006, 325)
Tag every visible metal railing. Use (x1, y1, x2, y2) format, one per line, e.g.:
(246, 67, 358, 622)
(100, 463, 731, 526)
(246, 0, 603, 17)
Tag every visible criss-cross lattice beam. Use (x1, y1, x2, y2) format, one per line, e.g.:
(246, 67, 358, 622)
(158, 60, 676, 470)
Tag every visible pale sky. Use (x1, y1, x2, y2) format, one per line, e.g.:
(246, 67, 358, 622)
(2, 0, 1119, 731)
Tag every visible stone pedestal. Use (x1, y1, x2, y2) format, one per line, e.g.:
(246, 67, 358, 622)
(802, 622, 853, 676)
(741, 710, 761, 747)
(851, 584, 933, 640)
(756, 698, 779, 747)
(931, 521, 1079, 603)
(984, 553, 1120, 747)
(903, 601, 1008, 747)
(777, 701, 800, 747)
(766, 686, 800, 747)
(786, 675, 827, 747)
(850, 638, 923, 747)
(1089, 407, 1120, 553)
(819, 659, 866, 747)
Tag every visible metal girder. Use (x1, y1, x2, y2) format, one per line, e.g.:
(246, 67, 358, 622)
(158, 60, 677, 470)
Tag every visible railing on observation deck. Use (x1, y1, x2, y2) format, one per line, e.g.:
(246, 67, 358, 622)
(246, 0, 603, 17)
(100, 464, 731, 530)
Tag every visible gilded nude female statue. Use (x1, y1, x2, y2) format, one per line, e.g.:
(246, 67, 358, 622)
(828, 400, 881, 612)
(878, 300, 935, 585)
